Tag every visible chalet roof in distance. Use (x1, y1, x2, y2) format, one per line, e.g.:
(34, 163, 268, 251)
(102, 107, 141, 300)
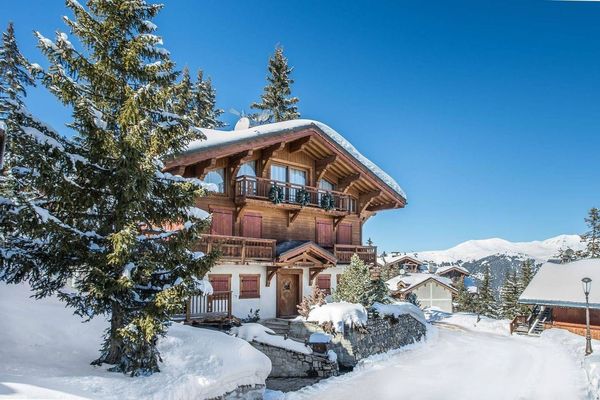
(185, 119, 407, 202)
(519, 259, 600, 309)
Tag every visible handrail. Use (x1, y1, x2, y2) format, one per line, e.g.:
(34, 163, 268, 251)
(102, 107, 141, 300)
(186, 290, 232, 321)
(235, 175, 357, 213)
(334, 244, 377, 264)
(198, 234, 276, 263)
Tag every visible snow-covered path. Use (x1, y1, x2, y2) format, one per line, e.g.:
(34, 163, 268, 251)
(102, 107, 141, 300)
(283, 325, 589, 400)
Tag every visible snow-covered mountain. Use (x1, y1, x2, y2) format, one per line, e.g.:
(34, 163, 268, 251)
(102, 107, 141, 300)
(400, 235, 585, 293)
(414, 234, 584, 265)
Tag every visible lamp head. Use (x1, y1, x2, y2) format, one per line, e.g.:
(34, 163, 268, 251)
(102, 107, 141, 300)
(582, 277, 592, 296)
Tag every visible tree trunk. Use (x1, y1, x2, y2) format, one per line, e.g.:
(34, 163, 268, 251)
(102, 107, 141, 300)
(92, 301, 125, 366)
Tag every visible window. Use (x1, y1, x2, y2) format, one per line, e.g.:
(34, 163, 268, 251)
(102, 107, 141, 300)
(239, 274, 260, 299)
(237, 161, 256, 177)
(205, 169, 225, 193)
(319, 179, 334, 191)
(336, 223, 352, 245)
(242, 213, 262, 238)
(316, 219, 334, 247)
(270, 164, 308, 203)
(316, 274, 331, 296)
(270, 164, 287, 182)
(208, 274, 231, 292)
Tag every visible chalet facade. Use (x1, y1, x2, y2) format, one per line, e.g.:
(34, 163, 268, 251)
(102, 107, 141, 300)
(386, 273, 457, 313)
(165, 119, 406, 320)
(514, 259, 600, 338)
(378, 254, 424, 274)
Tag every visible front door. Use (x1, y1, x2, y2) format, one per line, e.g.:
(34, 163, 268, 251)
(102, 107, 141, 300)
(277, 272, 300, 317)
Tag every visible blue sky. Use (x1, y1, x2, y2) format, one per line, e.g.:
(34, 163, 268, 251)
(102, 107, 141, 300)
(2, 0, 599, 252)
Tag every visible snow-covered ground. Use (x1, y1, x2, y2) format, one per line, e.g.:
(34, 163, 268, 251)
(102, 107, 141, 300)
(0, 283, 271, 399)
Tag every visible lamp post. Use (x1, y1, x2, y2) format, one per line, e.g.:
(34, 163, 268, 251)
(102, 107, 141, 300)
(582, 277, 593, 356)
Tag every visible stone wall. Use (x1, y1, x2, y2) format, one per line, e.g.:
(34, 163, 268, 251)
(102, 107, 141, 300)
(250, 341, 339, 379)
(288, 313, 427, 368)
(209, 384, 265, 400)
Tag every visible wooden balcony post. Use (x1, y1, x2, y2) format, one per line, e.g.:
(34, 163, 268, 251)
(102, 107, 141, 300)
(241, 238, 246, 264)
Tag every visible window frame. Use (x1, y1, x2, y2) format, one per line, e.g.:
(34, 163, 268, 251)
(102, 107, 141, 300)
(205, 168, 226, 194)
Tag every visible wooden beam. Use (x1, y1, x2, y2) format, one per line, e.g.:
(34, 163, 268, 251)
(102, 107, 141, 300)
(287, 209, 301, 227)
(309, 267, 324, 286)
(266, 266, 279, 287)
(333, 215, 346, 230)
(359, 190, 381, 214)
(315, 154, 337, 182)
(288, 136, 311, 154)
(229, 149, 254, 177)
(259, 142, 285, 177)
(191, 158, 216, 179)
(235, 204, 246, 224)
(338, 173, 361, 193)
(367, 203, 400, 212)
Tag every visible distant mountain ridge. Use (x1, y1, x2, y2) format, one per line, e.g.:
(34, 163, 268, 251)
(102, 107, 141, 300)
(400, 235, 585, 294)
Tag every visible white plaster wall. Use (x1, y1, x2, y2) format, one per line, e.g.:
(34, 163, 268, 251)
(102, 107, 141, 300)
(413, 281, 454, 313)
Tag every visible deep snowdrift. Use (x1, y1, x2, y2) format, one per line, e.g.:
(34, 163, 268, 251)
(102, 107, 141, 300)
(0, 283, 271, 399)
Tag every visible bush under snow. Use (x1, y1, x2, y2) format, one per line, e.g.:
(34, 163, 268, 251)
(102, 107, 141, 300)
(230, 323, 312, 354)
(0, 283, 271, 399)
(373, 302, 427, 326)
(307, 302, 368, 334)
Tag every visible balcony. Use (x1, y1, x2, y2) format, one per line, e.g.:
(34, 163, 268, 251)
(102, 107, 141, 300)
(334, 244, 377, 265)
(197, 234, 276, 263)
(235, 176, 357, 214)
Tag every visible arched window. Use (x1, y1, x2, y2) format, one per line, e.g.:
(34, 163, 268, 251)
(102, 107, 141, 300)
(205, 169, 225, 193)
(237, 161, 256, 177)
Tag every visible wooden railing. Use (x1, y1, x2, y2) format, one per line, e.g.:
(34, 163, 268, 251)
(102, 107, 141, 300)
(510, 315, 529, 335)
(235, 176, 357, 214)
(198, 234, 276, 263)
(186, 291, 232, 321)
(334, 244, 377, 264)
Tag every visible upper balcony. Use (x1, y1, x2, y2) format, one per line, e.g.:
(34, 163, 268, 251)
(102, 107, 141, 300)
(234, 175, 357, 215)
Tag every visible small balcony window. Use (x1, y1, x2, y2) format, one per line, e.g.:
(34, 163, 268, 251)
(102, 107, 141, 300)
(205, 169, 225, 193)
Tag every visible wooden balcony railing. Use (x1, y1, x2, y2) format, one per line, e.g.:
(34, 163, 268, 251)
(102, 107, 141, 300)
(334, 244, 377, 265)
(186, 291, 232, 321)
(235, 176, 357, 214)
(509, 315, 529, 335)
(198, 234, 276, 263)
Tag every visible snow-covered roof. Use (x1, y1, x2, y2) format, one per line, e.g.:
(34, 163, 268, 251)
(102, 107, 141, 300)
(436, 265, 470, 276)
(519, 259, 600, 309)
(185, 119, 406, 200)
(385, 273, 455, 293)
(378, 254, 424, 267)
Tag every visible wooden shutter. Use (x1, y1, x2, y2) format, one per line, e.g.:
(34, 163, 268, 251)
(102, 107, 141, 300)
(210, 209, 233, 236)
(336, 223, 352, 245)
(239, 274, 260, 299)
(316, 274, 331, 296)
(208, 274, 231, 292)
(316, 219, 334, 247)
(242, 213, 262, 238)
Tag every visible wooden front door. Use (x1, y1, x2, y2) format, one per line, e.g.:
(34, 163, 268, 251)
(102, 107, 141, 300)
(277, 272, 301, 317)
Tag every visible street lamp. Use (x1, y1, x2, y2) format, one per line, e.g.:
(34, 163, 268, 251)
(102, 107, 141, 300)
(582, 277, 593, 356)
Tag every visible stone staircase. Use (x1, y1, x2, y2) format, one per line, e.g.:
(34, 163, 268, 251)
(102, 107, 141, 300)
(260, 318, 293, 336)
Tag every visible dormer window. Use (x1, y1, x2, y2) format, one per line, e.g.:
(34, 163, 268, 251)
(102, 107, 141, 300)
(205, 169, 225, 193)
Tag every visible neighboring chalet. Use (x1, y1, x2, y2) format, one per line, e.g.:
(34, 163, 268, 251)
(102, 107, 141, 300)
(435, 265, 470, 285)
(514, 259, 600, 338)
(164, 119, 406, 321)
(378, 254, 425, 273)
(386, 273, 457, 313)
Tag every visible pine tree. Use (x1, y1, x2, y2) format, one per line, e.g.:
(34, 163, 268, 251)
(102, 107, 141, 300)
(190, 69, 224, 128)
(454, 278, 476, 312)
(582, 207, 600, 258)
(557, 247, 579, 263)
(367, 237, 373, 246)
(500, 270, 520, 319)
(0, 2, 217, 376)
(477, 266, 498, 318)
(251, 46, 299, 122)
(334, 254, 387, 306)
(519, 259, 534, 290)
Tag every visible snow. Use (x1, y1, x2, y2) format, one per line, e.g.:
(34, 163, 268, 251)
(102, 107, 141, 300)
(385, 273, 454, 292)
(308, 333, 332, 344)
(281, 325, 588, 399)
(193, 277, 213, 295)
(0, 283, 270, 399)
(519, 259, 600, 308)
(230, 323, 312, 354)
(327, 350, 337, 363)
(372, 302, 427, 326)
(185, 119, 406, 200)
(414, 234, 585, 264)
(435, 264, 469, 275)
(307, 302, 368, 334)
(426, 309, 512, 336)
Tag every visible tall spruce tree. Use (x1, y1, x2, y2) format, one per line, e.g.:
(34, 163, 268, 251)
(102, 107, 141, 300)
(500, 270, 520, 319)
(519, 259, 534, 290)
(454, 278, 476, 312)
(0, 1, 217, 376)
(334, 254, 387, 306)
(190, 69, 224, 129)
(477, 266, 498, 318)
(251, 46, 299, 122)
(582, 207, 600, 258)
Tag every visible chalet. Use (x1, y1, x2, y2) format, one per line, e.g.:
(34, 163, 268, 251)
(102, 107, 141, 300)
(165, 119, 406, 321)
(435, 265, 470, 284)
(515, 259, 600, 338)
(378, 254, 424, 273)
(386, 272, 457, 313)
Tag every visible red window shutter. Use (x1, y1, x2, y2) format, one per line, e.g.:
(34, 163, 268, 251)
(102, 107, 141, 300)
(209, 275, 230, 292)
(336, 223, 352, 245)
(240, 274, 260, 298)
(316, 220, 334, 247)
(316, 274, 331, 295)
(242, 213, 262, 238)
(210, 209, 233, 236)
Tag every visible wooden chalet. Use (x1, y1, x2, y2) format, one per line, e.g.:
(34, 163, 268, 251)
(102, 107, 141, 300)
(379, 254, 424, 273)
(164, 119, 406, 320)
(513, 259, 600, 338)
(435, 265, 470, 284)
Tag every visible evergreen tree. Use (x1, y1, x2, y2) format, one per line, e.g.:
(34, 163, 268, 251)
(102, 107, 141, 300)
(251, 46, 299, 122)
(499, 270, 520, 319)
(519, 259, 534, 290)
(477, 266, 498, 318)
(0, 1, 217, 376)
(454, 278, 476, 312)
(557, 247, 579, 264)
(582, 207, 600, 258)
(367, 237, 373, 246)
(190, 69, 224, 128)
(334, 254, 387, 306)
